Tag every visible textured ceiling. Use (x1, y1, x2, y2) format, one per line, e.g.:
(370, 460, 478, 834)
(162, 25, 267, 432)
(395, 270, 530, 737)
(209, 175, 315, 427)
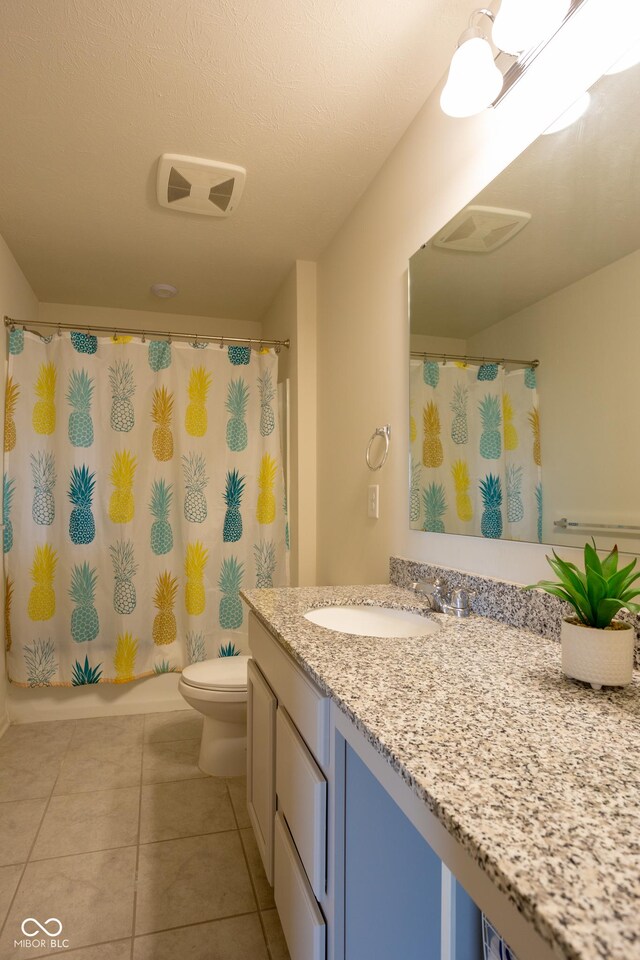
(410, 63, 640, 338)
(0, 0, 477, 321)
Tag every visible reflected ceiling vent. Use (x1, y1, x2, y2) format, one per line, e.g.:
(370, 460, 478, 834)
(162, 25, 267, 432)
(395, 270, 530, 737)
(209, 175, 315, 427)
(157, 154, 246, 217)
(432, 205, 531, 253)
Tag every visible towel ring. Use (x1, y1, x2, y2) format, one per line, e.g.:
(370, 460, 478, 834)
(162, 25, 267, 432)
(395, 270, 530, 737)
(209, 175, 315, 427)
(366, 425, 391, 471)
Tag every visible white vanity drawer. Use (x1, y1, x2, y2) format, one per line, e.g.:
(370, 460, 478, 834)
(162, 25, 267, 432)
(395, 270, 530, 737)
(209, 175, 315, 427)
(274, 811, 326, 960)
(249, 613, 329, 768)
(247, 659, 277, 884)
(276, 706, 327, 899)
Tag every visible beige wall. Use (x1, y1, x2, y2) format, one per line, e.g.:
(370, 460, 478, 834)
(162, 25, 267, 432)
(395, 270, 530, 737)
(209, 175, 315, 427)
(0, 233, 39, 731)
(262, 261, 317, 586)
(316, 0, 638, 587)
(469, 247, 640, 552)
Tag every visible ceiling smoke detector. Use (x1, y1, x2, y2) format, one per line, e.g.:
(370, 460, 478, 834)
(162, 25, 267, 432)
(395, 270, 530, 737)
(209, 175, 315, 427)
(432, 205, 531, 253)
(151, 283, 178, 298)
(156, 154, 246, 218)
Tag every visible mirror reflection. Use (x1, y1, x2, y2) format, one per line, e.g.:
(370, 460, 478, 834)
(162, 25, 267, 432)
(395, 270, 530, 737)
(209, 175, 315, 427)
(409, 60, 640, 552)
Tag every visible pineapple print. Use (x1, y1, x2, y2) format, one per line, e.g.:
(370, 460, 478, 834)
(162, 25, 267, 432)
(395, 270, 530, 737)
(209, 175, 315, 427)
(254, 541, 276, 588)
(219, 557, 244, 629)
(502, 393, 518, 451)
(3, 474, 15, 553)
(228, 345, 251, 365)
(150, 479, 173, 555)
(409, 409, 416, 444)
(109, 451, 137, 523)
(68, 465, 96, 544)
(451, 460, 473, 522)
(256, 454, 277, 525)
(479, 474, 503, 539)
(185, 541, 209, 615)
(506, 465, 524, 523)
(148, 339, 171, 371)
(67, 369, 94, 447)
(284, 492, 290, 551)
(182, 453, 208, 523)
(110, 540, 138, 614)
(477, 363, 498, 381)
(24, 639, 58, 687)
(525, 367, 537, 389)
(226, 379, 249, 452)
(109, 361, 135, 432)
(112, 334, 132, 344)
(450, 383, 468, 445)
(185, 367, 212, 437)
(410, 456, 421, 523)
(114, 632, 138, 683)
(223, 469, 245, 542)
(423, 361, 439, 387)
(186, 631, 206, 663)
(4, 376, 19, 452)
(28, 544, 58, 621)
(9, 328, 24, 355)
(151, 387, 174, 461)
(71, 331, 97, 354)
(422, 483, 446, 533)
(422, 402, 443, 468)
(529, 406, 541, 466)
(153, 571, 178, 645)
(69, 563, 99, 643)
(5, 575, 13, 652)
(536, 483, 543, 543)
(32, 362, 57, 435)
(31, 452, 56, 525)
(478, 394, 502, 460)
(258, 369, 275, 436)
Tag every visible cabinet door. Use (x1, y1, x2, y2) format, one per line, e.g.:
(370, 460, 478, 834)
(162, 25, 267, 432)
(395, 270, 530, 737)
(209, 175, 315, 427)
(247, 658, 277, 884)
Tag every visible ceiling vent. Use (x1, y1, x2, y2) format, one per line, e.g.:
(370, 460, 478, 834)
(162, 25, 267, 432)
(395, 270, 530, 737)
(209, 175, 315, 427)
(432, 205, 531, 253)
(156, 154, 246, 217)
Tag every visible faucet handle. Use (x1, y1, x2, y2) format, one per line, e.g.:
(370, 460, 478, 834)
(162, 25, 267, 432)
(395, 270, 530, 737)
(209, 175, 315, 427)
(450, 588, 476, 610)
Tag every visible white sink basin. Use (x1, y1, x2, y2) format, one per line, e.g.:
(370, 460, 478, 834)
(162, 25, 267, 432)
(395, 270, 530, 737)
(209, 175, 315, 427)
(303, 605, 441, 638)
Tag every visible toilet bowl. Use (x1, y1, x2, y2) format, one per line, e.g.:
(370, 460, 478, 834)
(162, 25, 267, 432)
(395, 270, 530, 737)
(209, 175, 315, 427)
(178, 655, 249, 777)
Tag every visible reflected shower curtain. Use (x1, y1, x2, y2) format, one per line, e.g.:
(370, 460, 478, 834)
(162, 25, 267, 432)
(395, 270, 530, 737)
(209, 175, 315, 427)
(4, 331, 289, 687)
(409, 361, 542, 542)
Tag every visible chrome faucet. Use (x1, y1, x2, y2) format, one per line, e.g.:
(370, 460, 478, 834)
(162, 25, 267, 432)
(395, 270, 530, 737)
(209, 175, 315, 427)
(411, 578, 475, 618)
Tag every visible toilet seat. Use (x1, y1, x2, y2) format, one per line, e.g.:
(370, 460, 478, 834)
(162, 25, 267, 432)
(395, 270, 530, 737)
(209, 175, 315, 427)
(181, 655, 249, 695)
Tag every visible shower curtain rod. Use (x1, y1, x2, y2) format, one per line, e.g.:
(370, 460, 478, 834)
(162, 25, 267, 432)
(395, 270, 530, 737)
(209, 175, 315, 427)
(4, 315, 290, 352)
(411, 350, 538, 369)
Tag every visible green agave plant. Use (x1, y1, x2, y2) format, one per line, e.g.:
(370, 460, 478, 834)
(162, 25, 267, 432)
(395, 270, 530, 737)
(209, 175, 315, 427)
(528, 540, 640, 629)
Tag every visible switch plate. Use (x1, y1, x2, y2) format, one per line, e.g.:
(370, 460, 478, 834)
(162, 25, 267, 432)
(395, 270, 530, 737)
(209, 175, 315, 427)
(368, 484, 380, 519)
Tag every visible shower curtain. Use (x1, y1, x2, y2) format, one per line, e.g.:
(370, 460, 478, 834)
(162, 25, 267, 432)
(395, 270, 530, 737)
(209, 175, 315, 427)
(4, 330, 289, 687)
(409, 360, 542, 542)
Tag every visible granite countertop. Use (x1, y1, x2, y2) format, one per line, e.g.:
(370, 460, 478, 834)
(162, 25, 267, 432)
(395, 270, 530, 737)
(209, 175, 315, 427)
(240, 583, 640, 960)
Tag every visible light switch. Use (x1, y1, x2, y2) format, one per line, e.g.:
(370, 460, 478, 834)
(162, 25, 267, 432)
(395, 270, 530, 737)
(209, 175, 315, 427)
(368, 484, 380, 519)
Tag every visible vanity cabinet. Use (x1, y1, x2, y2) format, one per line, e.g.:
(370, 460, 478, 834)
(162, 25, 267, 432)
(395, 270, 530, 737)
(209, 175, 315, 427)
(248, 613, 330, 960)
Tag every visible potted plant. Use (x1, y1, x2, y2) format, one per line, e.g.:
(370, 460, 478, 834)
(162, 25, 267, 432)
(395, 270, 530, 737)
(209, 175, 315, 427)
(529, 541, 640, 689)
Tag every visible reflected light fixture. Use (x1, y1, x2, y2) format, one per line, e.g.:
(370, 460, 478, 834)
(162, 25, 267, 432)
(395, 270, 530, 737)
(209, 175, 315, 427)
(541, 91, 591, 134)
(492, 0, 571, 56)
(440, 9, 504, 118)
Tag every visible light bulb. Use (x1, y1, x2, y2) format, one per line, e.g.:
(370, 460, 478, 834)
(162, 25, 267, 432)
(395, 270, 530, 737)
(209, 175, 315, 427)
(440, 34, 504, 118)
(542, 92, 590, 135)
(492, 0, 571, 55)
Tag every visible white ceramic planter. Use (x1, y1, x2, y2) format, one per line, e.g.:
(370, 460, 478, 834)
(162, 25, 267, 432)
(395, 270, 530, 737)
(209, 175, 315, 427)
(561, 618, 635, 689)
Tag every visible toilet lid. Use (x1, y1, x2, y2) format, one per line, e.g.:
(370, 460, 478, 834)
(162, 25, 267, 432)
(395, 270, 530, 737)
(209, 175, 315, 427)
(181, 655, 249, 691)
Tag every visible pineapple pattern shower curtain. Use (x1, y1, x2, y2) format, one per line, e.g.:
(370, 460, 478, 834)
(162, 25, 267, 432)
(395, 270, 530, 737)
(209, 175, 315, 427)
(409, 361, 542, 542)
(4, 330, 289, 687)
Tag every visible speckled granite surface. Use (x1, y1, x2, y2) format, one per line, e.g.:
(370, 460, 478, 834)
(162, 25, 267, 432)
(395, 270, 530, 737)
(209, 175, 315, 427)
(241, 583, 640, 960)
(390, 556, 640, 664)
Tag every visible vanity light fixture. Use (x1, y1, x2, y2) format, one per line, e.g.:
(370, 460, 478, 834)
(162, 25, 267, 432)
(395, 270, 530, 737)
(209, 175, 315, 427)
(491, 0, 571, 56)
(440, 9, 504, 118)
(541, 91, 590, 134)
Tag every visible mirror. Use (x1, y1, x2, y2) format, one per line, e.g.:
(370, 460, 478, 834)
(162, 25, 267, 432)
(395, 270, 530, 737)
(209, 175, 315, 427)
(409, 58, 640, 552)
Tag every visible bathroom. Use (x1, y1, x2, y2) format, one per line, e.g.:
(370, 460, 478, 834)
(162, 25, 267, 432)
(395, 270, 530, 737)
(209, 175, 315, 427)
(1, 0, 639, 958)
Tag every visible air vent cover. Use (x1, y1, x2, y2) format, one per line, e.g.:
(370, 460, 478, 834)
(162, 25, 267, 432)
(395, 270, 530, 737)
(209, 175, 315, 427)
(157, 154, 246, 217)
(432, 205, 531, 253)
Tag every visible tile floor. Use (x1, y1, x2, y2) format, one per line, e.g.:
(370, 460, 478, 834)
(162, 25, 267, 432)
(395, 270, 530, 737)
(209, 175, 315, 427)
(0, 711, 291, 959)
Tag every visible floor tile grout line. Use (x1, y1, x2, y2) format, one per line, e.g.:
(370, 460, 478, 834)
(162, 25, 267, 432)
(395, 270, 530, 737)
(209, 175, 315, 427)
(129, 715, 146, 960)
(0, 719, 78, 944)
(37, 935, 132, 959)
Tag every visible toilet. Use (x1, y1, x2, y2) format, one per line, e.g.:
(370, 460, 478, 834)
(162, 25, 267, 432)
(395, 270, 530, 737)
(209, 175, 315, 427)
(178, 655, 250, 777)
